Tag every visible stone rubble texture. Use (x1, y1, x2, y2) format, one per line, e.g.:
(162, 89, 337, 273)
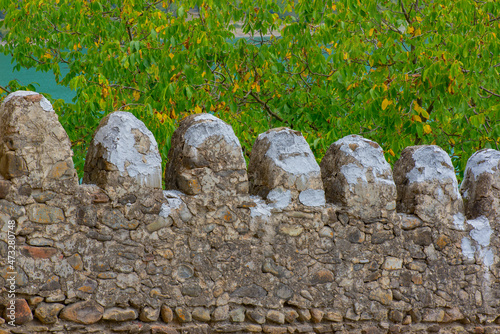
(460, 149, 500, 221)
(83, 111, 162, 191)
(320, 134, 397, 221)
(0, 91, 78, 193)
(0, 97, 499, 334)
(248, 127, 325, 208)
(164, 113, 248, 197)
(393, 145, 464, 227)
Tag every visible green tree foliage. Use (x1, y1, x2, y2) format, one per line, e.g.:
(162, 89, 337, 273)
(1, 0, 499, 180)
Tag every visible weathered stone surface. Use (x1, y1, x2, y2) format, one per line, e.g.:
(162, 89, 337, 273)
(175, 307, 192, 322)
(165, 113, 248, 196)
(27, 203, 64, 224)
(3, 299, 32, 325)
(394, 145, 464, 226)
(266, 310, 285, 324)
(161, 305, 174, 323)
(34, 303, 64, 324)
(231, 284, 268, 298)
(21, 245, 58, 259)
(321, 135, 396, 220)
(0, 180, 11, 199)
(0, 91, 77, 190)
(369, 288, 393, 305)
(67, 253, 84, 270)
(139, 306, 160, 322)
(262, 325, 287, 334)
(59, 300, 104, 324)
(83, 111, 162, 189)
(325, 311, 343, 322)
(101, 208, 138, 229)
(310, 269, 334, 284)
(461, 149, 500, 221)
(248, 309, 266, 324)
(151, 325, 179, 334)
(310, 309, 324, 323)
(102, 307, 138, 321)
(213, 305, 230, 322)
(382, 257, 403, 270)
(192, 307, 211, 322)
(422, 309, 445, 323)
(248, 127, 325, 207)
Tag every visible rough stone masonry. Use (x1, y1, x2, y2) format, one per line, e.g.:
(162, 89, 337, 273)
(0, 91, 499, 334)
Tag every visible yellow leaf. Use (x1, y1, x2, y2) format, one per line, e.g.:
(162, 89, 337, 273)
(202, 71, 206, 78)
(368, 28, 374, 37)
(388, 149, 395, 157)
(412, 115, 422, 122)
(377, 41, 382, 48)
(369, 58, 374, 67)
(232, 83, 239, 93)
(169, 53, 174, 60)
(243, 72, 251, 81)
(197, 37, 202, 44)
(73, 44, 78, 51)
(133, 91, 140, 101)
(194, 105, 202, 113)
(414, 28, 421, 36)
(416, 16, 422, 23)
(423, 124, 432, 134)
(381, 98, 391, 110)
(407, 26, 414, 34)
(343, 52, 348, 60)
(332, 4, 336, 10)
(256, 84, 260, 93)
(449, 138, 455, 145)
(56, 0, 59, 4)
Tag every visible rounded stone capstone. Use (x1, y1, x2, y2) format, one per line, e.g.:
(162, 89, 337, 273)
(0, 91, 77, 191)
(83, 111, 162, 189)
(320, 135, 396, 220)
(248, 127, 325, 207)
(460, 148, 500, 221)
(164, 113, 248, 196)
(393, 145, 464, 226)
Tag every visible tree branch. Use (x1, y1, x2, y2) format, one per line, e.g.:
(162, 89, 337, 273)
(248, 91, 286, 124)
(399, 0, 412, 25)
(480, 86, 500, 98)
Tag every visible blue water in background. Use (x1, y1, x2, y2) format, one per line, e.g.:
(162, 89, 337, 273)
(0, 53, 75, 102)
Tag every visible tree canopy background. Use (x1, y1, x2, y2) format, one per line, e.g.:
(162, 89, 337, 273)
(1, 0, 499, 182)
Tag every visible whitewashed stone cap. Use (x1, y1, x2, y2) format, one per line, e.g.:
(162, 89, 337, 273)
(320, 135, 396, 220)
(0, 91, 77, 191)
(164, 113, 248, 196)
(248, 127, 325, 207)
(460, 148, 500, 221)
(393, 145, 464, 226)
(83, 111, 162, 189)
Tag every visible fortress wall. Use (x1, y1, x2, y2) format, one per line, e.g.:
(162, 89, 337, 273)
(0, 91, 499, 334)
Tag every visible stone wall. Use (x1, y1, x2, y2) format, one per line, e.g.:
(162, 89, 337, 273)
(0, 91, 499, 334)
